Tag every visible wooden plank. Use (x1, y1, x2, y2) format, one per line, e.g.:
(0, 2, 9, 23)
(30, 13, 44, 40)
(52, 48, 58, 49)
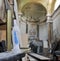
(29, 53, 50, 60)
(28, 55, 37, 61)
(0, 30, 6, 41)
(0, 25, 6, 30)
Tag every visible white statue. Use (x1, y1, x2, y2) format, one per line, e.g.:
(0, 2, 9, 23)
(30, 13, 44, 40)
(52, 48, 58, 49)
(12, 19, 21, 52)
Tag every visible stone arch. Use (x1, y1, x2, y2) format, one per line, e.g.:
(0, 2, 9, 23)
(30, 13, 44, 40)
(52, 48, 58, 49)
(21, 2, 47, 22)
(21, 2, 47, 11)
(17, 0, 48, 12)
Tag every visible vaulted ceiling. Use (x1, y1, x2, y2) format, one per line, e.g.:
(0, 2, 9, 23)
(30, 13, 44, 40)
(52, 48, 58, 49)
(21, 3, 47, 22)
(17, 0, 56, 22)
(17, 0, 56, 14)
(0, 0, 56, 23)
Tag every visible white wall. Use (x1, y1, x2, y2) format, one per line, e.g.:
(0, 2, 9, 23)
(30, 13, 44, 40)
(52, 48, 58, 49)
(20, 21, 48, 48)
(20, 21, 26, 35)
(39, 23, 48, 48)
(53, 7, 60, 39)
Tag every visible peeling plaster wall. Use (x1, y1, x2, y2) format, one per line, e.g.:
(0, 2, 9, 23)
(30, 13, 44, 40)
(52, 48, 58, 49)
(20, 21, 37, 37)
(52, 6, 60, 40)
(20, 21, 48, 48)
(0, 0, 5, 21)
(39, 23, 48, 48)
(20, 21, 26, 35)
(18, 0, 49, 12)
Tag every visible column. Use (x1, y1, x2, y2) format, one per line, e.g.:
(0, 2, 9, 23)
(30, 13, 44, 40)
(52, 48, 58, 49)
(5, 0, 12, 51)
(37, 24, 39, 38)
(8, 0, 14, 18)
(26, 21, 28, 34)
(47, 15, 53, 50)
(7, 9, 12, 51)
(47, 0, 56, 53)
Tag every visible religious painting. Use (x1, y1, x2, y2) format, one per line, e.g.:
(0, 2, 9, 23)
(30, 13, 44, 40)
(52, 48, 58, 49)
(29, 24, 37, 39)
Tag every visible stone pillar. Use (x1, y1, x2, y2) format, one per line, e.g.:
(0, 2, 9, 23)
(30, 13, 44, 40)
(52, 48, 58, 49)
(6, 0, 14, 51)
(37, 24, 39, 39)
(47, 15, 53, 50)
(47, 0, 56, 53)
(7, 10, 12, 51)
(26, 21, 28, 33)
(8, 0, 14, 18)
(14, 0, 19, 26)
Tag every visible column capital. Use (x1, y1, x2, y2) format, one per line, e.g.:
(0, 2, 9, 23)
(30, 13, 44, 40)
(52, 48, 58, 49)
(47, 14, 53, 23)
(18, 12, 23, 15)
(46, 14, 52, 17)
(47, 20, 53, 23)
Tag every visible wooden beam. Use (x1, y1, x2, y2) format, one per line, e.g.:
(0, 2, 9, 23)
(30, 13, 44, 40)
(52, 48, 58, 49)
(28, 53, 51, 60)
(0, 22, 6, 26)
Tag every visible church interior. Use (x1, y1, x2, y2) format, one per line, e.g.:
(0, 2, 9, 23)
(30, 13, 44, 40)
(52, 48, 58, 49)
(0, 0, 60, 61)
